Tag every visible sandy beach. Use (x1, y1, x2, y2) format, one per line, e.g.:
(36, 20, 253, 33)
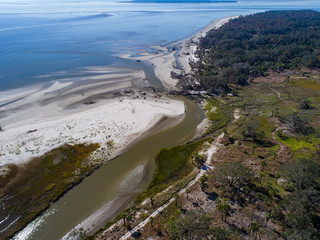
(0, 65, 185, 167)
(121, 16, 237, 90)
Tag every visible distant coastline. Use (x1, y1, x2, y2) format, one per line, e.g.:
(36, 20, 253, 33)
(123, 0, 237, 3)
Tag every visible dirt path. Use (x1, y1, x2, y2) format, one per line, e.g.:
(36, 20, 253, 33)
(266, 85, 283, 101)
(266, 85, 291, 156)
(118, 133, 224, 240)
(271, 127, 286, 156)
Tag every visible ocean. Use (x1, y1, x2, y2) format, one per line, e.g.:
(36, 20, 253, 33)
(0, 0, 319, 92)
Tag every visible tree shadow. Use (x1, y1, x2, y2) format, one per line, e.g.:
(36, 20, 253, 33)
(206, 192, 219, 201)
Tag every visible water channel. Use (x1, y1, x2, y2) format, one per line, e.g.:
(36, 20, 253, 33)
(15, 95, 204, 240)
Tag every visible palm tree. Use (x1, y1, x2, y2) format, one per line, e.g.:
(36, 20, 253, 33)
(250, 221, 261, 240)
(274, 172, 281, 185)
(150, 216, 154, 227)
(200, 175, 208, 191)
(186, 189, 190, 200)
(260, 161, 267, 171)
(252, 144, 257, 154)
(119, 211, 132, 230)
(150, 196, 155, 208)
(173, 193, 179, 207)
(215, 198, 231, 221)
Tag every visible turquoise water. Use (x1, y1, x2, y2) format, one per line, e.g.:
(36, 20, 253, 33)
(0, 0, 319, 91)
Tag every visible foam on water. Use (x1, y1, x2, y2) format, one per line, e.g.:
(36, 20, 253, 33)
(12, 208, 57, 240)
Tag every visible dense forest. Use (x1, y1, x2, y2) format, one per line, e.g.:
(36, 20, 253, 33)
(190, 10, 320, 93)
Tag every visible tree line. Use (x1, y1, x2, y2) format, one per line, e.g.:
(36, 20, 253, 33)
(184, 10, 320, 93)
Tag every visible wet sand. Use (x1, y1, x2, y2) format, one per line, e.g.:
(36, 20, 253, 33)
(0, 65, 184, 167)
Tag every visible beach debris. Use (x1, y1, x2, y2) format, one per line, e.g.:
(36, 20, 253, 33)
(84, 100, 96, 105)
(124, 88, 134, 94)
(26, 129, 37, 134)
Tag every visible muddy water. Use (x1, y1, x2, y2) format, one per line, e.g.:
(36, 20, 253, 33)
(14, 98, 204, 240)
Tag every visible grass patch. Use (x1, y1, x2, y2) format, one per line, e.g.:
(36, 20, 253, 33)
(263, 175, 286, 198)
(255, 116, 276, 139)
(205, 99, 231, 133)
(294, 79, 320, 90)
(135, 140, 204, 204)
(1, 143, 100, 239)
(278, 135, 317, 151)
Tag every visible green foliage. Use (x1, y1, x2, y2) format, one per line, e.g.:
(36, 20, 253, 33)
(270, 158, 320, 238)
(0, 143, 100, 239)
(194, 10, 320, 93)
(294, 79, 320, 91)
(299, 98, 314, 110)
(135, 140, 204, 204)
(212, 226, 233, 240)
(205, 99, 231, 133)
(242, 119, 268, 143)
(283, 158, 320, 191)
(287, 112, 314, 135)
(213, 162, 254, 194)
(200, 175, 209, 191)
(169, 210, 211, 239)
(192, 152, 206, 166)
(150, 141, 202, 188)
(216, 198, 231, 221)
(278, 135, 317, 152)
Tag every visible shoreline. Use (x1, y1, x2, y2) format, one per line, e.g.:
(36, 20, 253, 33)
(121, 16, 238, 91)
(76, 15, 237, 238)
(4, 15, 236, 240)
(0, 64, 185, 167)
(0, 59, 187, 240)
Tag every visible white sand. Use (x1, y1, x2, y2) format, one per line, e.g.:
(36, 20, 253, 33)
(0, 66, 184, 167)
(0, 97, 184, 166)
(121, 16, 238, 90)
(177, 17, 237, 74)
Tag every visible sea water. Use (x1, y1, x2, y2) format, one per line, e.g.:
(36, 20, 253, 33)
(0, 0, 319, 92)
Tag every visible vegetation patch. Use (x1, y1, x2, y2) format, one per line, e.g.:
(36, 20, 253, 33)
(294, 79, 320, 90)
(135, 140, 204, 204)
(187, 10, 320, 93)
(205, 99, 231, 133)
(0, 143, 100, 239)
(278, 135, 317, 151)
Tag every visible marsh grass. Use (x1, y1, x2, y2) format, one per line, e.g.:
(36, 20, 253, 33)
(205, 99, 231, 134)
(293, 79, 320, 90)
(1, 143, 100, 239)
(135, 140, 204, 204)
